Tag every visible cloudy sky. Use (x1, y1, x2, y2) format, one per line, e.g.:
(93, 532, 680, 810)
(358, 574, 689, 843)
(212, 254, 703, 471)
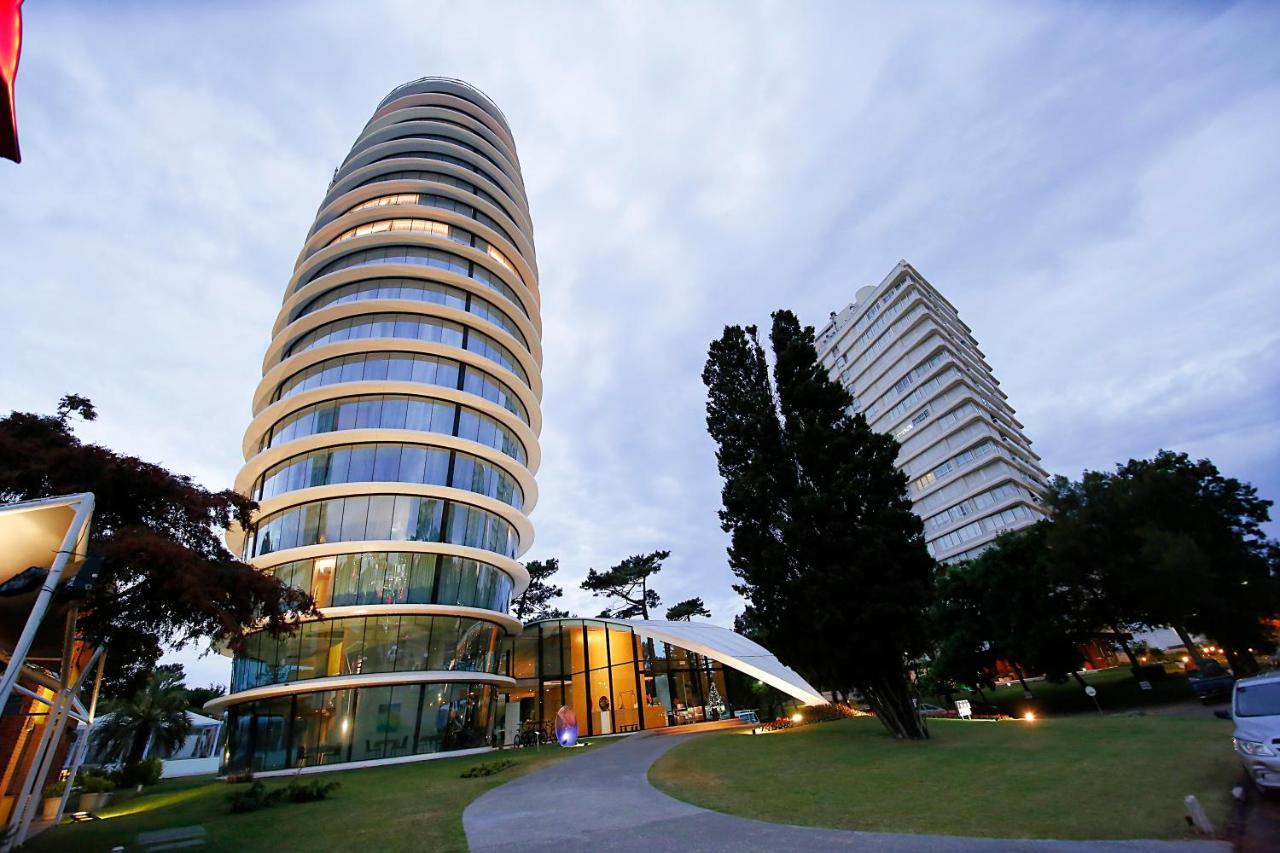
(3, 1, 1278, 688)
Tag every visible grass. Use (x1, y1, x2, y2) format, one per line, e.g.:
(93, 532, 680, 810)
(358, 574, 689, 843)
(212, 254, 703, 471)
(29, 742, 605, 853)
(650, 715, 1238, 841)
(936, 665, 1203, 717)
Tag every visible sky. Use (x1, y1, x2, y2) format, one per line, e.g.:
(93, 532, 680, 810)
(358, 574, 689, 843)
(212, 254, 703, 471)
(2, 1, 1278, 689)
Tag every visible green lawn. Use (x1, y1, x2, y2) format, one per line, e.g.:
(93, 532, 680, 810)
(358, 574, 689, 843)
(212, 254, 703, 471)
(937, 665, 1202, 717)
(650, 715, 1237, 841)
(29, 743, 605, 853)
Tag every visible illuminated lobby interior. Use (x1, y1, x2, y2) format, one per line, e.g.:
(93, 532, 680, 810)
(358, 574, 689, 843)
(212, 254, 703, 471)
(212, 615, 823, 773)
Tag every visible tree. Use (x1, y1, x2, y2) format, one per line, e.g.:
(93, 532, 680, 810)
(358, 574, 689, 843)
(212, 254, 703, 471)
(928, 560, 1001, 698)
(581, 551, 667, 619)
(185, 684, 226, 712)
(665, 597, 711, 621)
(92, 665, 193, 764)
(703, 312, 935, 739)
(1046, 451, 1279, 675)
(512, 557, 569, 621)
(0, 397, 315, 695)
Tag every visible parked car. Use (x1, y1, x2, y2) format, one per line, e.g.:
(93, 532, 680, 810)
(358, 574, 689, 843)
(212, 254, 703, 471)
(917, 703, 948, 717)
(1228, 670, 1280, 791)
(1187, 658, 1235, 703)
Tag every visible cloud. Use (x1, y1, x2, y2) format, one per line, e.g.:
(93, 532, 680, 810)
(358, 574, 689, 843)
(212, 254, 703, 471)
(3, 0, 1277, 687)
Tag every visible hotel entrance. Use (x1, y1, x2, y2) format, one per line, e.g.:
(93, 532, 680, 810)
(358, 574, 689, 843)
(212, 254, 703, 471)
(498, 618, 757, 744)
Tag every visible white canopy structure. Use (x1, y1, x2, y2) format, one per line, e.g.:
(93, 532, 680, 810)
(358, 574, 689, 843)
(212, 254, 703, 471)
(603, 618, 826, 707)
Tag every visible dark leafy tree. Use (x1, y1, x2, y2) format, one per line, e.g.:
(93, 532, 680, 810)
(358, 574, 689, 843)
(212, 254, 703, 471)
(186, 683, 226, 712)
(930, 525, 1094, 700)
(665, 597, 711, 621)
(581, 551, 667, 619)
(0, 397, 315, 695)
(1046, 451, 1279, 674)
(703, 312, 935, 739)
(92, 665, 192, 764)
(928, 562, 1001, 699)
(512, 557, 569, 621)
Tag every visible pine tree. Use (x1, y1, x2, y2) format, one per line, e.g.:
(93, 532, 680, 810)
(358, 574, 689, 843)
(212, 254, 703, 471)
(581, 551, 667, 619)
(703, 312, 934, 739)
(665, 597, 711, 621)
(512, 557, 569, 621)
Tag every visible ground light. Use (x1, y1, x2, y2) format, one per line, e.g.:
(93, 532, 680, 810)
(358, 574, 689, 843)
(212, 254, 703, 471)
(1024, 711, 1036, 722)
(790, 713, 803, 723)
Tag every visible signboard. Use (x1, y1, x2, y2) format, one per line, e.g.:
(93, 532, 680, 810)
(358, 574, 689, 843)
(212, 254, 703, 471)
(1138, 680, 1153, 692)
(1084, 686, 1097, 697)
(955, 699, 972, 719)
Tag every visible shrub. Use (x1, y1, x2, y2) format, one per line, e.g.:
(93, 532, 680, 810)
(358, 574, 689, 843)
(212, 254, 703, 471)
(461, 759, 516, 778)
(282, 779, 340, 803)
(227, 781, 281, 813)
(224, 770, 255, 784)
(802, 703, 866, 723)
(41, 780, 66, 799)
(115, 756, 163, 787)
(227, 779, 340, 814)
(758, 716, 793, 732)
(79, 773, 116, 794)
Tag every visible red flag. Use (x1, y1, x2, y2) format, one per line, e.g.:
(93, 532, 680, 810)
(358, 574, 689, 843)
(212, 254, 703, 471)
(1, 0, 22, 163)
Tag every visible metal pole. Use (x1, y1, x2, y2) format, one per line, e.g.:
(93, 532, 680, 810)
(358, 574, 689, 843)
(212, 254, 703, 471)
(5, 645, 104, 849)
(53, 649, 106, 825)
(0, 494, 94, 714)
(8, 634, 82, 845)
(54, 723, 92, 820)
(6, 690, 69, 848)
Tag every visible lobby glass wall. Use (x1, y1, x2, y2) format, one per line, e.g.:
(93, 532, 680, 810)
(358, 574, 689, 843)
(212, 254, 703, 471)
(223, 681, 496, 772)
(266, 551, 514, 613)
(230, 614, 502, 693)
(505, 620, 745, 740)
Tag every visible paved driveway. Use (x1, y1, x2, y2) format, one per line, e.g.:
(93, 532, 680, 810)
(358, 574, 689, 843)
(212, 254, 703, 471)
(463, 731, 1229, 853)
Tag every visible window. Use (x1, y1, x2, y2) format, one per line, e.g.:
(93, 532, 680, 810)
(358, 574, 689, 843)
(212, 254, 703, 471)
(302, 245, 527, 316)
(284, 313, 528, 386)
(249, 494, 518, 560)
(272, 353, 527, 425)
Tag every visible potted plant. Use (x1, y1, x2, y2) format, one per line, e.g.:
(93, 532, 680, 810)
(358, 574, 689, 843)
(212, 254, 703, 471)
(77, 772, 116, 813)
(40, 780, 65, 821)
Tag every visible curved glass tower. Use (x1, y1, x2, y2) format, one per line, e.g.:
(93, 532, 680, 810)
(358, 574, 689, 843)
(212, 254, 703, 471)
(215, 78, 540, 772)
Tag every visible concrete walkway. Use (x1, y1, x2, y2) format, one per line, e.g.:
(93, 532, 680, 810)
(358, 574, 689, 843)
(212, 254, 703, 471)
(463, 731, 1229, 853)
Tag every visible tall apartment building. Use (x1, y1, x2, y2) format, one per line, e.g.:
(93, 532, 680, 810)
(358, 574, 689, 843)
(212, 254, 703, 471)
(816, 261, 1049, 564)
(215, 78, 543, 771)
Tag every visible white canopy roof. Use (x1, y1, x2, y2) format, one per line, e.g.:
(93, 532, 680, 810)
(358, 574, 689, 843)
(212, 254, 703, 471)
(595, 617, 826, 706)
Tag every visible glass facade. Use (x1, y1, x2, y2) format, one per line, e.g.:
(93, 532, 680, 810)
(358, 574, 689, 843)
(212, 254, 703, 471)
(344, 192, 518, 249)
(272, 352, 529, 425)
(223, 682, 496, 772)
(297, 278, 527, 348)
(352, 170, 516, 225)
(284, 312, 528, 386)
(259, 393, 526, 464)
(252, 441, 524, 508)
(366, 150, 510, 198)
(502, 620, 753, 742)
(304, 245, 526, 315)
(231, 613, 503, 692)
(328, 218, 517, 278)
(247, 493, 519, 559)
(266, 551, 514, 613)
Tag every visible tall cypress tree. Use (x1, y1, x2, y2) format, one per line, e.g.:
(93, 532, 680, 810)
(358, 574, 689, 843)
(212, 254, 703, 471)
(704, 311, 934, 739)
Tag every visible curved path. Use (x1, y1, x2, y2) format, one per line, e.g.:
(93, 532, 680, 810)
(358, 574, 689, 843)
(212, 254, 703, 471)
(463, 731, 1228, 852)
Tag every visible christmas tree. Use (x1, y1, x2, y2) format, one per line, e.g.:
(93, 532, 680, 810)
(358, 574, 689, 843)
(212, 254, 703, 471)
(706, 682, 725, 712)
